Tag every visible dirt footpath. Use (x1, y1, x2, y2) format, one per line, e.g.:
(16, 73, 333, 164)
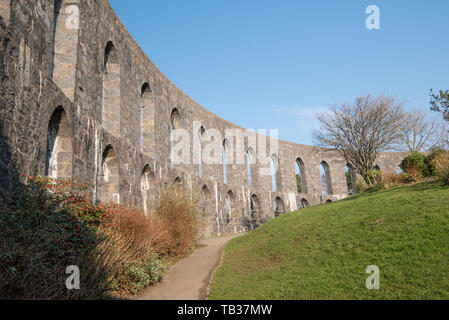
(137, 233, 242, 300)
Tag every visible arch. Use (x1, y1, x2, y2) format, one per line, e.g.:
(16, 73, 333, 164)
(396, 165, 403, 175)
(319, 161, 333, 195)
(345, 164, 356, 194)
(223, 139, 230, 185)
(225, 190, 235, 223)
(45, 106, 73, 180)
(274, 196, 284, 217)
(170, 108, 181, 168)
(102, 41, 121, 137)
(174, 176, 182, 184)
(200, 185, 211, 215)
(249, 194, 260, 218)
(246, 147, 256, 188)
(295, 157, 308, 194)
(141, 165, 156, 215)
(300, 198, 309, 209)
(0, 0, 11, 25)
(51, 0, 79, 101)
(100, 145, 120, 204)
(140, 82, 155, 155)
(326, 199, 333, 204)
(270, 154, 281, 192)
(198, 126, 206, 178)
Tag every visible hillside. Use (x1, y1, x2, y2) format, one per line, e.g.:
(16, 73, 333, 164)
(209, 181, 449, 300)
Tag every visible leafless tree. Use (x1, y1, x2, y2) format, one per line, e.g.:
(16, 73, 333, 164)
(399, 110, 448, 152)
(313, 95, 405, 185)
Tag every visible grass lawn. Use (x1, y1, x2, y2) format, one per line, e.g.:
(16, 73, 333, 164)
(208, 181, 449, 300)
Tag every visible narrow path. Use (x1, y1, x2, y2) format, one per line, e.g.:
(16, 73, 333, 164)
(137, 233, 242, 300)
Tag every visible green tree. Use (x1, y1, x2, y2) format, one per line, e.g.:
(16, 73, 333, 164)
(430, 89, 449, 121)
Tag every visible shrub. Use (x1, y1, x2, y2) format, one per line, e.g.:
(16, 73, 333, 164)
(355, 177, 370, 193)
(400, 152, 428, 179)
(425, 147, 446, 177)
(431, 150, 449, 185)
(0, 176, 113, 299)
(155, 183, 202, 256)
(377, 173, 401, 190)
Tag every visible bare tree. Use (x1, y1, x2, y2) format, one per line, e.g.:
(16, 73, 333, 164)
(313, 95, 404, 185)
(399, 110, 448, 152)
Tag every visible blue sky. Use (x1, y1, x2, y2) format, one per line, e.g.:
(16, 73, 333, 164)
(110, 0, 449, 145)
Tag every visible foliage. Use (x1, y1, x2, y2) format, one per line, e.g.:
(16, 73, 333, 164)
(400, 152, 429, 181)
(431, 150, 449, 185)
(0, 177, 201, 299)
(0, 176, 113, 299)
(154, 183, 202, 256)
(425, 147, 446, 177)
(209, 181, 449, 300)
(430, 89, 449, 121)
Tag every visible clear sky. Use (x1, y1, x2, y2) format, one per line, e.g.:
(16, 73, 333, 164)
(109, 0, 449, 146)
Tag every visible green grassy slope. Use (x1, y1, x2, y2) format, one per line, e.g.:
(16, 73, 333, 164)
(209, 181, 449, 300)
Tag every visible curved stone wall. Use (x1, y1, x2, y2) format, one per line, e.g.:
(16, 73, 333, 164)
(0, 0, 409, 237)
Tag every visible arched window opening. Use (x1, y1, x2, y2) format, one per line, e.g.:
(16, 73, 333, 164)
(102, 41, 121, 137)
(198, 126, 206, 178)
(246, 147, 256, 188)
(270, 154, 281, 192)
(300, 198, 309, 209)
(201, 185, 211, 215)
(174, 177, 182, 184)
(140, 83, 155, 155)
(100, 145, 120, 204)
(225, 190, 235, 223)
(319, 161, 333, 195)
(396, 165, 403, 175)
(345, 164, 356, 194)
(141, 165, 156, 215)
(170, 108, 181, 168)
(326, 199, 333, 204)
(274, 197, 284, 217)
(249, 194, 260, 218)
(223, 139, 229, 185)
(45, 106, 73, 180)
(51, 0, 79, 101)
(295, 158, 308, 194)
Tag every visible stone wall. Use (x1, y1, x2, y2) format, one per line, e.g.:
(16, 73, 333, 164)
(0, 0, 410, 237)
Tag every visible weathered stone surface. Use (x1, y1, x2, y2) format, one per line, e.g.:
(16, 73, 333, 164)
(0, 0, 409, 237)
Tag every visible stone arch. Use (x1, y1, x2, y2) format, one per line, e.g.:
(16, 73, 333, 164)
(345, 164, 356, 194)
(200, 184, 211, 215)
(274, 196, 284, 217)
(45, 106, 73, 180)
(326, 199, 333, 204)
(300, 198, 309, 209)
(170, 108, 181, 168)
(223, 139, 230, 185)
(174, 176, 182, 184)
(100, 145, 120, 204)
(249, 194, 260, 218)
(295, 157, 308, 194)
(0, 0, 11, 25)
(51, 0, 80, 101)
(197, 126, 206, 178)
(225, 190, 235, 223)
(140, 82, 155, 155)
(319, 161, 333, 195)
(246, 147, 256, 188)
(102, 41, 121, 137)
(141, 164, 156, 215)
(270, 153, 281, 192)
